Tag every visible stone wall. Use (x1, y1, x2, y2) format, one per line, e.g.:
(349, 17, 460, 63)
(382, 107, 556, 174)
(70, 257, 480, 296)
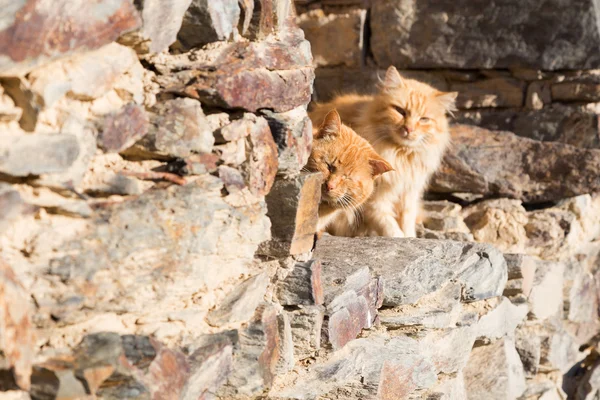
(1, 1, 600, 400)
(297, 0, 600, 149)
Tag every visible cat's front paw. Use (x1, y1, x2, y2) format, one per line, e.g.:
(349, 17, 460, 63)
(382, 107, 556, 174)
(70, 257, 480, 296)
(382, 225, 405, 238)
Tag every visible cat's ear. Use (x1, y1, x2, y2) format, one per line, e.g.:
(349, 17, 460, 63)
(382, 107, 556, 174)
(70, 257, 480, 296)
(383, 66, 405, 88)
(436, 91, 458, 113)
(315, 109, 342, 139)
(369, 156, 394, 177)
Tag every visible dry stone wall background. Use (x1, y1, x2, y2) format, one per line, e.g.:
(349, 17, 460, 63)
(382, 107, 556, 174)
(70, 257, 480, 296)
(1, 0, 600, 399)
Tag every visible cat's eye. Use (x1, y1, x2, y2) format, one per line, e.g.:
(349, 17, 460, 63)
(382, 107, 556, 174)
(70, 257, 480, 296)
(327, 163, 335, 172)
(420, 117, 431, 123)
(392, 105, 406, 117)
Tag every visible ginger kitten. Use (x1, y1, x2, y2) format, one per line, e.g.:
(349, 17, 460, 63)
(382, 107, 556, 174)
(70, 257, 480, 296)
(307, 109, 393, 235)
(310, 66, 457, 237)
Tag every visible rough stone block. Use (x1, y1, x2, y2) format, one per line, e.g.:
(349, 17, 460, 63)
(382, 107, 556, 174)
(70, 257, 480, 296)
(273, 335, 437, 399)
(297, 9, 366, 67)
(287, 306, 324, 360)
(526, 81, 551, 110)
(47, 175, 270, 323)
(119, 0, 193, 53)
(0, 258, 34, 391)
(315, 236, 507, 307)
(28, 42, 142, 107)
(370, 0, 600, 70)
(456, 104, 600, 149)
(181, 334, 233, 400)
(277, 260, 324, 306)
(0, 0, 141, 76)
(0, 132, 80, 177)
(463, 338, 527, 400)
(515, 326, 541, 377)
(154, 36, 314, 113)
(313, 67, 448, 102)
(475, 297, 528, 342)
(177, 0, 239, 50)
(528, 261, 565, 320)
(98, 104, 149, 153)
(259, 172, 322, 256)
(219, 304, 281, 397)
(207, 273, 269, 327)
(503, 253, 538, 298)
(244, 0, 296, 40)
(451, 78, 526, 109)
(430, 125, 600, 202)
(262, 106, 312, 176)
(378, 282, 462, 329)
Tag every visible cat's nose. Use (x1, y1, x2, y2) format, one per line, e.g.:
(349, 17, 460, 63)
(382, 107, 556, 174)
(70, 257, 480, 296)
(326, 181, 336, 191)
(400, 126, 411, 137)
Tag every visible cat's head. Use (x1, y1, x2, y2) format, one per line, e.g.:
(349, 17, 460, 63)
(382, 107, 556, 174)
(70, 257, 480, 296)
(308, 110, 393, 210)
(369, 66, 458, 149)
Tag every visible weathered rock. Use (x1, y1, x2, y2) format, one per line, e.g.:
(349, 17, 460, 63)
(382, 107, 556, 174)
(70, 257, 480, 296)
(0, 259, 34, 391)
(274, 335, 437, 399)
(462, 199, 529, 254)
(325, 270, 382, 349)
(244, 0, 295, 40)
(475, 297, 528, 342)
(0, 132, 80, 177)
(552, 82, 600, 103)
(181, 334, 233, 400)
(503, 254, 538, 298)
(98, 104, 149, 153)
(207, 273, 269, 327)
(528, 261, 565, 320)
(451, 78, 525, 109)
(154, 36, 314, 113)
(48, 175, 270, 322)
(0, 86, 22, 122)
(28, 43, 142, 106)
(241, 115, 279, 197)
(378, 282, 462, 329)
(526, 81, 551, 110)
(315, 236, 507, 306)
(0, 184, 33, 234)
(220, 304, 281, 397)
(463, 338, 527, 400)
(297, 9, 366, 67)
(420, 326, 477, 374)
(370, 0, 600, 70)
(0, 0, 141, 76)
(119, 0, 193, 53)
(515, 326, 542, 376)
(430, 125, 600, 202)
(0, 78, 41, 132)
(149, 98, 214, 158)
(259, 172, 322, 256)
(287, 306, 324, 360)
(178, 0, 240, 50)
(425, 372, 467, 400)
(277, 260, 324, 306)
(539, 320, 583, 373)
(313, 67, 448, 102)
(262, 106, 312, 176)
(421, 200, 469, 233)
(456, 103, 600, 149)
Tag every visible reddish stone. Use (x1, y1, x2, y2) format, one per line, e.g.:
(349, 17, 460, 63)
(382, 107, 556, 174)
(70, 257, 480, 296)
(0, 0, 141, 76)
(99, 104, 149, 153)
(155, 35, 314, 113)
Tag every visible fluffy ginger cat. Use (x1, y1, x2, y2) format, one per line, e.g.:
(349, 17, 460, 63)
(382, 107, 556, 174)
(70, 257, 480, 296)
(309, 66, 457, 237)
(306, 109, 393, 234)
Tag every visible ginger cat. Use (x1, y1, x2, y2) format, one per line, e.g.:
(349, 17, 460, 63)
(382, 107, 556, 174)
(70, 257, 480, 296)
(309, 66, 457, 237)
(307, 109, 393, 235)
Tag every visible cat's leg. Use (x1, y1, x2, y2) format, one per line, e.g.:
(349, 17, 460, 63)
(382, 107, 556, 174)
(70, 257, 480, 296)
(398, 192, 420, 238)
(364, 200, 404, 237)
